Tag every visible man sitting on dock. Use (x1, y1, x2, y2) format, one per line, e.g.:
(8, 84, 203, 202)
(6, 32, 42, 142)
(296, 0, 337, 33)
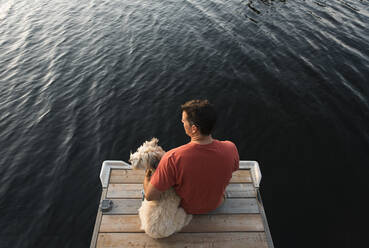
(143, 99, 239, 214)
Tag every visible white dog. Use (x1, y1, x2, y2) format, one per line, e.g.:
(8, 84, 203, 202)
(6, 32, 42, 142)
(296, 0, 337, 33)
(129, 138, 192, 238)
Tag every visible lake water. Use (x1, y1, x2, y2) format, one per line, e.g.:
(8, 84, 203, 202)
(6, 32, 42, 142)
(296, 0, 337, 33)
(1, 0, 368, 247)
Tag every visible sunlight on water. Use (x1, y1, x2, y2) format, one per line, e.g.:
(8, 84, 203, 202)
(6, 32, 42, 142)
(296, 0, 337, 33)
(0, 0, 14, 20)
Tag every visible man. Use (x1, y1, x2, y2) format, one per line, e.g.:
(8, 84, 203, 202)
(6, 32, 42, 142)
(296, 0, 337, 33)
(143, 99, 239, 214)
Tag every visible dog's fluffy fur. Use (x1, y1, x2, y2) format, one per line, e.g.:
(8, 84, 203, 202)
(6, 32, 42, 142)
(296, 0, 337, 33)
(129, 138, 192, 238)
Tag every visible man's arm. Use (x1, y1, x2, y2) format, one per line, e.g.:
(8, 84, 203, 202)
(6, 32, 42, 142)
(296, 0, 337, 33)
(143, 170, 162, 201)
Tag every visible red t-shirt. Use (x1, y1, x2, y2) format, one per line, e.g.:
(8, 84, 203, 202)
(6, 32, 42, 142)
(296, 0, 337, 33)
(150, 139, 239, 214)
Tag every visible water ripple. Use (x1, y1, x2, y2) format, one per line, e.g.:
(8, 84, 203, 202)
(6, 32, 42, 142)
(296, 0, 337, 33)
(1, 0, 369, 247)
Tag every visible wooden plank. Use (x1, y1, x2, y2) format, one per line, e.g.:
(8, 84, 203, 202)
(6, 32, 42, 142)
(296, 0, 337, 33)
(96, 232, 268, 248)
(100, 215, 141, 232)
(90, 188, 107, 248)
(226, 183, 256, 198)
(231, 169, 252, 183)
(206, 198, 259, 214)
(100, 214, 264, 233)
(107, 183, 256, 199)
(107, 184, 143, 198)
(104, 198, 259, 215)
(182, 214, 264, 232)
(109, 169, 252, 184)
(104, 199, 142, 214)
(110, 169, 145, 184)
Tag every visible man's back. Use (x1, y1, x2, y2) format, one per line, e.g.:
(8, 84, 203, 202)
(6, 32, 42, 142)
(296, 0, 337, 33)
(150, 139, 239, 214)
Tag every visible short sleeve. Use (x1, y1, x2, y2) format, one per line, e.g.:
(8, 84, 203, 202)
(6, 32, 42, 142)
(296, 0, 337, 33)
(150, 152, 177, 192)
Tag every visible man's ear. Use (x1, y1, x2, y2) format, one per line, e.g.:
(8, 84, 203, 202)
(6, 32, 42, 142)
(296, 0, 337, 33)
(191, 124, 198, 134)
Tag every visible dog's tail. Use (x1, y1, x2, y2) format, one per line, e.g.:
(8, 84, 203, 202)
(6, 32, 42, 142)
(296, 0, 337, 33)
(174, 208, 193, 233)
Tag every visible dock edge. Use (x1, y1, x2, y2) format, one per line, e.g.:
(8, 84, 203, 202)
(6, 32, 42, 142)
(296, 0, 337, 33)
(100, 160, 262, 188)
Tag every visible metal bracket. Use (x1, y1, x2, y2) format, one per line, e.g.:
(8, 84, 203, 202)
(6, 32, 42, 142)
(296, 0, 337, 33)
(100, 199, 113, 212)
(239, 160, 262, 188)
(100, 160, 131, 188)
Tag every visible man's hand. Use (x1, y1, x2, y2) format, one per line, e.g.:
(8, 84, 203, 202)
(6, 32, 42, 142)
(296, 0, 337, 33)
(143, 169, 152, 191)
(143, 169, 162, 201)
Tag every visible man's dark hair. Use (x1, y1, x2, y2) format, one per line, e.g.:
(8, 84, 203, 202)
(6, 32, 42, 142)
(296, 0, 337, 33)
(181, 99, 217, 135)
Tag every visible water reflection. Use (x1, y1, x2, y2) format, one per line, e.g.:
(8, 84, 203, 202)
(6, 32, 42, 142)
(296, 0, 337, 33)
(243, 0, 364, 24)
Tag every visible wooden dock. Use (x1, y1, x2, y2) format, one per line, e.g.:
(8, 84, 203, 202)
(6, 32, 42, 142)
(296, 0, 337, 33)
(90, 160, 274, 248)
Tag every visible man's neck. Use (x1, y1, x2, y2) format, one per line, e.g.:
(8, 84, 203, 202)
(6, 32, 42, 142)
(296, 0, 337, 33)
(191, 135, 213, 145)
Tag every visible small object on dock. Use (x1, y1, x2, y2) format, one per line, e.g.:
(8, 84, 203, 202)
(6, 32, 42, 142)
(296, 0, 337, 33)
(100, 199, 113, 212)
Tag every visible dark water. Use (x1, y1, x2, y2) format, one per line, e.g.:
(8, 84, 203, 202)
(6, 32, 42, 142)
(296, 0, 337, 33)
(1, 0, 369, 247)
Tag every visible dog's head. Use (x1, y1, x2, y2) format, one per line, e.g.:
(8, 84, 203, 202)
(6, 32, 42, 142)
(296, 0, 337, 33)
(129, 138, 165, 171)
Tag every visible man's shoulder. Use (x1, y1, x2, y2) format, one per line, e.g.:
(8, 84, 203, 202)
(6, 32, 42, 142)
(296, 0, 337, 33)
(216, 140, 237, 148)
(215, 140, 239, 157)
(165, 143, 193, 158)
